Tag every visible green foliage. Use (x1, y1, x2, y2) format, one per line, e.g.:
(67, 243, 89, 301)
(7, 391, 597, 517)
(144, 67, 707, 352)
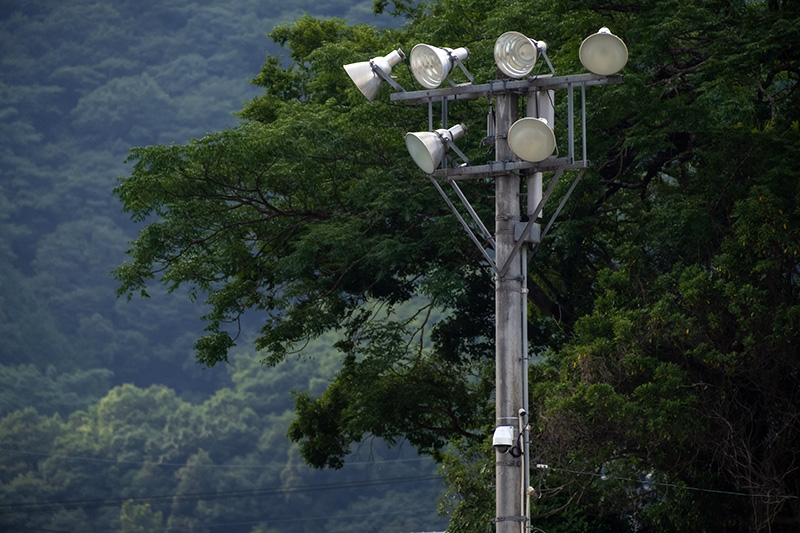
(516, 3, 800, 530)
(437, 435, 494, 533)
(0, 0, 403, 392)
(0, 351, 446, 532)
(0, 364, 113, 417)
(1, 2, 448, 531)
(119, 500, 164, 532)
(107, 0, 800, 531)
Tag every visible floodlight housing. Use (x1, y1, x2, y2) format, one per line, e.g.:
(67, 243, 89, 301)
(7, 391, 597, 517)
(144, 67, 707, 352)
(405, 124, 467, 174)
(344, 49, 406, 101)
(507, 117, 556, 162)
(410, 44, 469, 89)
(494, 31, 545, 79)
(579, 27, 628, 75)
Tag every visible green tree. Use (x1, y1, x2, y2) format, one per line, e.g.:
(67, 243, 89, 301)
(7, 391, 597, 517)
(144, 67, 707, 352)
(119, 500, 163, 533)
(114, 0, 800, 531)
(0, 351, 444, 532)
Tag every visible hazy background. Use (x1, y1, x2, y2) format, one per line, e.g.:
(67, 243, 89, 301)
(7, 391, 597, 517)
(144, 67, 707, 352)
(0, 2, 447, 531)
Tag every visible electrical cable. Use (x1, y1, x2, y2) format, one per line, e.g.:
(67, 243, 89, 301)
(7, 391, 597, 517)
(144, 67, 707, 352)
(2, 507, 447, 533)
(548, 466, 799, 501)
(0, 474, 441, 515)
(0, 447, 429, 470)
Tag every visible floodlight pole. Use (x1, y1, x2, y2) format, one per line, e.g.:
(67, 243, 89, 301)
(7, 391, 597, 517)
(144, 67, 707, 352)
(391, 71, 623, 533)
(494, 90, 525, 533)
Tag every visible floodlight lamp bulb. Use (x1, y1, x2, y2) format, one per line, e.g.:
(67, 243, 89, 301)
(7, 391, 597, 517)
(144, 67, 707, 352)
(494, 31, 540, 78)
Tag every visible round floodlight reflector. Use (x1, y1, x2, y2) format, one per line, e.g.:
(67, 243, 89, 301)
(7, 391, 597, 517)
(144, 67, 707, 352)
(579, 27, 628, 75)
(508, 117, 556, 162)
(494, 31, 538, 78)
(344, 61, 382, 101)
(404, 124, 466, 174)
(410, 45, 469, 88)
(410, 44, 449, 89)
(343, 49, 405, 101)
(405, 132, 443, 174)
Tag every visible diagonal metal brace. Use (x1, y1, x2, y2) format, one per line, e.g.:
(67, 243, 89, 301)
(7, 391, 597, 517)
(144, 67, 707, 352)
(529, 168, 586, 262)
(497, 165, 567, 278)
(441, 134, 469, 167)
(447, 55, 474, 86)
(370, 62, 406, 93)
(428, 175, 498, 272)
(449, 180, 496, 249)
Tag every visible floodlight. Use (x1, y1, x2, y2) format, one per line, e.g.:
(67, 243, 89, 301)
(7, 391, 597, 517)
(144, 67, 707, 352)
(494, 31, 545, 78)
(579, 27, 628, 75)
(344, 49, 406, 102)
(410, 44, 470, 89)
(507, 117, 556, 162)
(405, 124, 467, 174)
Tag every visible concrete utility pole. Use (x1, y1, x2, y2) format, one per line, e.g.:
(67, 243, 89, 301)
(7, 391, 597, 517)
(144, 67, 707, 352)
(493, 91, 525, 533)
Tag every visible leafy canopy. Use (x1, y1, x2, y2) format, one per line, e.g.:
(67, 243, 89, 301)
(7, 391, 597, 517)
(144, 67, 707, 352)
(115, 0, 800, 531)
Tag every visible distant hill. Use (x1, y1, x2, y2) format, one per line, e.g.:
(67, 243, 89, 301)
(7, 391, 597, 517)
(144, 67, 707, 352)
(0, 0, 395, 396)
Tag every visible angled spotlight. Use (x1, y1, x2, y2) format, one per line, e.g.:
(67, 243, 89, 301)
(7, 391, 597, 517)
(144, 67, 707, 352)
(494, 31, 545, 79)
(579, 27, 628, 75)
(405, 124, 467, 174)
(410, 44, 469, 89)
(344, 49, 406, 102)
(507, 117, 556, 162)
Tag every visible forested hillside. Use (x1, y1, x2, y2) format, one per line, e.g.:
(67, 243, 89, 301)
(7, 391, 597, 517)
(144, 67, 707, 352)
(109, 0, 800, 532)
(0, 0, 392, 395)
(4, 0, 800, 532)
(0, 1, 447, 532)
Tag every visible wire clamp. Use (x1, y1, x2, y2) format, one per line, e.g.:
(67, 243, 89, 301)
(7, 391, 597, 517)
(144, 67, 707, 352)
(493, 516, 526, 523)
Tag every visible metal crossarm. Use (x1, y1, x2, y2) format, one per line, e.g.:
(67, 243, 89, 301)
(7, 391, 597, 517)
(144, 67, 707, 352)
(390, 73, 622, 105)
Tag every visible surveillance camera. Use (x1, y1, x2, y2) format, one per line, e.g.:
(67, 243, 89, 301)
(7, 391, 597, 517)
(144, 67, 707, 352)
(493, 425, 515, 454)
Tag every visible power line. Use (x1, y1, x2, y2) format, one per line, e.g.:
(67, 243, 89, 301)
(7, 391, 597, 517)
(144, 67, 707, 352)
(0, 474, 441, 515)
(0, 447, 430, 470)
(549, 466, 799, 501)
(3, 508, 448, 533)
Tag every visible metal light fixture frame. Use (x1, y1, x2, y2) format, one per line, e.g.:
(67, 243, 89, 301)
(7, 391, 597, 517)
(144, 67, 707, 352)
(351, 32, 626, 533)
(392, 71, 622, 275)
(392, 58, 624, 533)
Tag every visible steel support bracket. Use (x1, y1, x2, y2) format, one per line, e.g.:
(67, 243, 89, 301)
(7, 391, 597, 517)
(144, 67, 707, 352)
(493, 516, 527, 523)
(515, 221, 541, 244)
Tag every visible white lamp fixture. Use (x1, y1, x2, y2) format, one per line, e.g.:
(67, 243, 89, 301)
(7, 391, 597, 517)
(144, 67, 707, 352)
(410, 44, 470, 89)
(579, 27, 628, 75)
(494, 31, 545, 79)
(405, 124, 467, 174)
(344, 49, 406, 102)
(507, 117, 556, 162)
